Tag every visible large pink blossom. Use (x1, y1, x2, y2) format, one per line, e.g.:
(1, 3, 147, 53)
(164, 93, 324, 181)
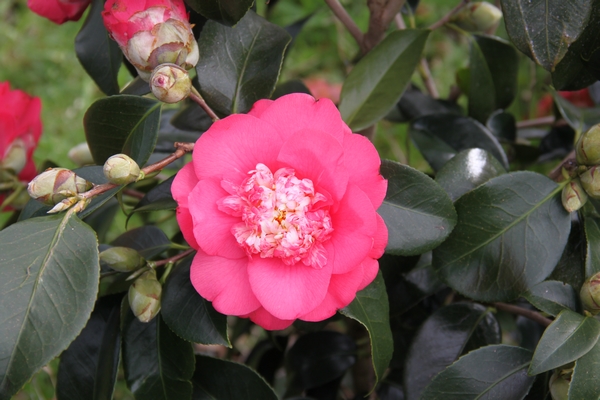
(172, 94, 388, 330)
(28, 0, 91, 24)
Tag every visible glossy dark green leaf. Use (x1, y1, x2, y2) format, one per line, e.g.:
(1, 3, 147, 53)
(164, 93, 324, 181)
(272, 80, 311, 100)
(486, 110, 517, 142)
(550, 217, 586, 291)
(435, 148, 507, 202)
(522, 280, 578, 317)
(162, 256, 230, 346)
(122, 309, 194, 400)
(393, 86, 462, 122)
(339, 29, 430, 131)
(0, 213, 100, 399)
(111, 226, 171, 259)
(196, 11, 291, 115)
(84, 95, 162, 165)
(433, 172, 571, 302)
(379, 160, 457, 255)
(420, 345, 535, 400)
(404, 303, 501, 400)
(552, 89, 600, 132)
(56, 295, 122, 400)
(169, 102, 212, 133)
(529, 309, 600, 375)
(131, 175, 177, 214)
(583, 201, 600, 277)
(569, 338, 600, 399)
(501, 0, 592, 70)
(192, 355, 277, 400)
(340, 272, 393, 391)
(409, 114, 509, 171)
(185, 0, 252, 26)
(75, 0, 122, 95)
(121, 76, 151, 96)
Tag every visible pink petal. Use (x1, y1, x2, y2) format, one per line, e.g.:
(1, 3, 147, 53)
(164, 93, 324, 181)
(188, 178, 246, 259)
(244, 307, 294, 330)
(277, 128, 349, 202)
(358, 258, 379, 290)
(247, 257, 332, 320)
(258, 93, 348, 144)
(247, 99, 274, 118)
(369, 213, 388, 259)
(171, 163, 197, 208)
(176, 206, 199, 249)
(192, 114, 284, 183)
(190, 250, 260, 315)
(326, 183, 378, 274)
(343, 133, 387, 208)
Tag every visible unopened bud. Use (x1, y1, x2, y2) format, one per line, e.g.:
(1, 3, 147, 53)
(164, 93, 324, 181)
(128, 269, 162, 323)
(576, 124, 600, 166)
(580, 166, 600, 199)
(2, 139, 28, 175)
(580, 272, 600, 315)
(451, 2, 503, 32)
(68, 142, 94, 167)
(150, 64, 192, 104)
(549, 364, 573, 400)
(100, 247, 146, 272)
(103, 154, 142, 185)
(27, 168, 93, 206)
(561, 178, 588, 212)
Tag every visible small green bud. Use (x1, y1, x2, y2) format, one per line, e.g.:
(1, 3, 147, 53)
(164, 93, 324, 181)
(451, 2, 503, 32)
(128, 269, 162, 323)
(549, 364, 573, 400)
(580, 166, 600, 199)
(576, 124, 600, 165)
(150, 63, 192, 104)
(580, 272, 600, 315)
(27, 168, 93, 206)
(1, 139, 27, 175)
(100, 247, 146, 272)
(103, 154, 141, 185)
(68, 142, 94, 167)
(561, 178, 588, 212)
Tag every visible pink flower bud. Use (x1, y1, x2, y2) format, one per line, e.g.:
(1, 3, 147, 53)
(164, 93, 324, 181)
(28, 0, 91, 24)
(102, 0, 199, 81)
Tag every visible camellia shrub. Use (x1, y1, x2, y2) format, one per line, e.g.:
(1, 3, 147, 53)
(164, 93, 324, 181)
(3, 0, 600, 399)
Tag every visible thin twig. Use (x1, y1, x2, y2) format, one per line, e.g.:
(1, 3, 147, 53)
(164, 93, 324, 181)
(123, 188, 146, 200)
(153, 248, 195, 267)
(190, 87, 220, 121)
(394, 13, 406, 29)
(516, 116, 556, 129)
(381, 0, 407, 26)
(492, 302, 552, 327)
(428, 0, 469, 30)
(548, 151, 576, 181)
(419, 59, 439, 99)
(324, 0, 364, 45)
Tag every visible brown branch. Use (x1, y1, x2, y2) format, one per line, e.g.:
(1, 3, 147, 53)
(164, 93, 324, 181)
(428, 0, 470, 30)
(516, 116, 556, 129)
(190, 87, 220, 121)
(153, 248, 195, 267)
(324, 0, 364, 46)
(492, 302, 552, 327)
(363, 0, 407, 53)
(123, 188, 146, 200)
(548, 151, 576, 182)
(419, 59, 439, 99)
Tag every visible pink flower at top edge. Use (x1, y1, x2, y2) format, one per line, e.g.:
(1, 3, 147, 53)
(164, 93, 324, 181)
(171, 93, 388, 330)
(28, 0, 91, 24)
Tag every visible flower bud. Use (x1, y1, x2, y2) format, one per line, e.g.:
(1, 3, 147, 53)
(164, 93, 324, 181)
(580, 166, 600, 199)
(103, 154, 142, 185)
(549, 364, 573, 400)
(2, 139, 28, 175)
(561, 178, 588, 212)
(580, 272, 600, 315)
(150, 64, 192, 103)
(27, 168, 92, 206)
(128, 269, 162, 323)
(576, 124, 600, 166)
(451, 2, 503, 32)
(100, 247, 146, 272)
(68, 142, 94, 166)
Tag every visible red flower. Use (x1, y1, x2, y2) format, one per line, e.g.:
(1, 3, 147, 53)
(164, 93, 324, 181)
(102, 0, 199, 81)
(172, 94, 388, 330)
(27, 0, 91, 24)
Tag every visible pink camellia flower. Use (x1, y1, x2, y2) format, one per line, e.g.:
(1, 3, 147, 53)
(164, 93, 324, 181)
(172, 93, 388, 330)
(102, 0, 199, 81)
(27, 0, 91, 24)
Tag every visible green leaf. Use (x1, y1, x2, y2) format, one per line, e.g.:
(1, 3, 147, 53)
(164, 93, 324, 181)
(192, 355, 277, 400)
(185, 0, 253, 26)
(552, 89, 600, 133)
(379, 160, 457, 256)
(522, 280, 578, 317)
(339, 29, 430, 131)
(529, 310, 600, 375)
(404, 303, 500, 400)
(0, 213, 100, 399)
(501, 0, 592, 71)
(433, 172, 571, 302)
(162, 256, 230, 346)
(392, 85, 462, 122)
(122, 310, 195, 400)
(196, 11, 291, 115)
(131, 175, 177, 214)
(583, 201, 600, 277)
(75, 0, 122, 95)
(420, 345, 535, 399)
(409, 113, 509, 171)
(111, 226, 171, 259)
(569, 338, 600, 399)
(486, 110, 517, 142)
(435, 148, 507, 202)
(55, 295, 122, 400)
(84, 95, 162, 165)
(340, 272, 393, 392)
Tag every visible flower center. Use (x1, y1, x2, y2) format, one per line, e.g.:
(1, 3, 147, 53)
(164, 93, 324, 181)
(217, 163, 333, 268)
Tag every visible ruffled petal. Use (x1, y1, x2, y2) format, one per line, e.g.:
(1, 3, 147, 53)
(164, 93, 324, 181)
(244, 307, 294, 330)
(369, 213, 388, 259)
(343, 133, 387, 208)
(171, 162, 197, 208)
(358, 257, 379, 290)
(176, 206, 199, 249)
(247, 99, 274, 118)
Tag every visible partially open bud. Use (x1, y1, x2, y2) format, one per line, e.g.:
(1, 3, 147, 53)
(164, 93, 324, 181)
(561, 178, 588, 212)
(2, 139, 28, 175)
(576, 124, 600, 166)
(580, 166, 600, 199)
(27, 168, 92, 206)
(68, 142, 94, 167)
(451, 2, 503, 32)
(103, 154, 142, 185)
(128, 269, 162, 323)
(580, 272, 600, 315)
(150, 64, 191, 103)
(100, 247, 146, 272)
(549, 367, 572, 400)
